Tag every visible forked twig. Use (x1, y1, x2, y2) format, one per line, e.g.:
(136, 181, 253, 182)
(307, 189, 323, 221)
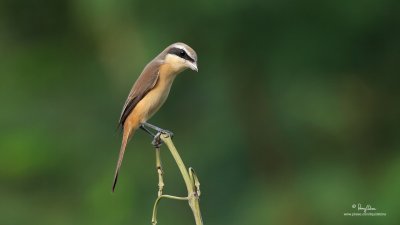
(151, 132, 203, 225)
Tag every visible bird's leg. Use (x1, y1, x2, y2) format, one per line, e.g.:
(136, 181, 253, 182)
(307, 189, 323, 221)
(142, 122, 174, 137)
(140, 124, 156, 138)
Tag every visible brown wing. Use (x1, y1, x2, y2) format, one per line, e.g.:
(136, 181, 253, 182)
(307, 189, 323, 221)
(118, 60, 161, 129)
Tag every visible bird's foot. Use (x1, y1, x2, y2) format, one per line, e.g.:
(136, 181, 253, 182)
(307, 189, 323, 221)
(159, 129, 174, 138)
(152, 132, 163, 148)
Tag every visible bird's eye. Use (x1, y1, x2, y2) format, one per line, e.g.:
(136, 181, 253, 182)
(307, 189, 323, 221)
(179, 50, 186, 57)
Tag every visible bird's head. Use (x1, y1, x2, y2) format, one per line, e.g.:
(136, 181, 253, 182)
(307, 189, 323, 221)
(163, 42, 198, 73)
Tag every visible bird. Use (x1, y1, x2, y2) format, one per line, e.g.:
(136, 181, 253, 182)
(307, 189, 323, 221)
(112, 42, 198, 192)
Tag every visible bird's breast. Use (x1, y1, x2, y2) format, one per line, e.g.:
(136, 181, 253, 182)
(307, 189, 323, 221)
(134, 64, 178, 122)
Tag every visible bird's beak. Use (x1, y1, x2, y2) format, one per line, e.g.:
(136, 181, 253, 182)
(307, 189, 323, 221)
(188, 61, 198, 72)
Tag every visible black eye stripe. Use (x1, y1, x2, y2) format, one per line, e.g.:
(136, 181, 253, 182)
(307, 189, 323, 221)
(168, 47, 195, 62)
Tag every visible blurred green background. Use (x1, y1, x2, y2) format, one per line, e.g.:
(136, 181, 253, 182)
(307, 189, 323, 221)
(1, 0, 399, 225)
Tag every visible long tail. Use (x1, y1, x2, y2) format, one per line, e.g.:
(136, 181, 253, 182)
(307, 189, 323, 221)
(112, 125, 135, 192)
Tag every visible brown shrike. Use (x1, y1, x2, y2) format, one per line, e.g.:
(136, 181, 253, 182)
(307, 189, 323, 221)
(112, 42, 198, 192)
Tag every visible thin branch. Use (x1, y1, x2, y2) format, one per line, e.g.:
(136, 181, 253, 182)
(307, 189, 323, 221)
(150, 132, 204, 225)
(155, 146, 164, 197)
(151, 195, 188, 225)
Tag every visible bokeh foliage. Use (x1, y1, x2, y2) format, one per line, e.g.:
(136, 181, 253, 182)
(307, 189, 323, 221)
(1, 0, 399, 225)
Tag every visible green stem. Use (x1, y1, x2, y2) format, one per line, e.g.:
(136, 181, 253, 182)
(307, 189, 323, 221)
(160, 134, 203, 225)
(161, 135, 192, 193)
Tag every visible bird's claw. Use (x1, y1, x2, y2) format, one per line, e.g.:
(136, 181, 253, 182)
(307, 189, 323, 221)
(152, 132, 162, 148)
(160, 129, 174, 138)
